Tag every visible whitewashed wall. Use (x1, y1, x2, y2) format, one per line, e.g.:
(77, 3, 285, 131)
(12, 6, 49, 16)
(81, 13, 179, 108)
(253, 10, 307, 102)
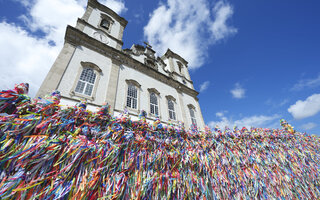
(171, 57, 193, 89)
(115, 65, 182, 121)
(180, 92, 204, 129)
(57, 46, 112, 105)
(60, 98, 99, 112)
(114, 64, 204, 130)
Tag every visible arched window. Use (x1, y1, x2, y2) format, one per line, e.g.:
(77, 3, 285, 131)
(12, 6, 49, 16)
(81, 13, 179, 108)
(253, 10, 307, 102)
(126, 84, 138, 109)
(75, 68, 96, 96)
(168, 99, 176, 120)
(189, 107, 197, 126)
(100, 19, 110, 30)
(177, 61, 184, 75)
(150, 92, 159, 115)
(99, 14, 114, 33)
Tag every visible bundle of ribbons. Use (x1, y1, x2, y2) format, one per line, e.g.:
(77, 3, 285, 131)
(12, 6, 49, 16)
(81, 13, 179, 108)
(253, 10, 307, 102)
(0, 84, 319, 199)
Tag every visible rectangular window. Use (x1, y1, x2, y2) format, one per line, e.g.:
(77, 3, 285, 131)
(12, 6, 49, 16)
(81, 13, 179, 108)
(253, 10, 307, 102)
(189, 108, 197, 126)
(126, 84, 137, 109)
(150, 93, 159, 115)
(75, 68, 96, 96)
(168, 99, 176, 120)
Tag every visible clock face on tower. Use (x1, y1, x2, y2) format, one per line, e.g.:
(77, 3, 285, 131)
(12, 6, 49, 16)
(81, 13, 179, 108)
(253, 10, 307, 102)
(93, 31, 109, 44)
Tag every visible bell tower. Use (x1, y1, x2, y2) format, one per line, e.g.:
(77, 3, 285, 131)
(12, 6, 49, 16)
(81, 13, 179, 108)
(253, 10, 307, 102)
(75, 0, 127, 50)
(36, 0, 128, 105)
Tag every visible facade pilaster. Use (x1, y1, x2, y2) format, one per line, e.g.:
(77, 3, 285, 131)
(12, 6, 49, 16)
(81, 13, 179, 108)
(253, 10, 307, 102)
(177, 89, 188, 129)
(36, 43, 76, 97)
(105, 59, 121, 115)
(195, 98, 206, 129)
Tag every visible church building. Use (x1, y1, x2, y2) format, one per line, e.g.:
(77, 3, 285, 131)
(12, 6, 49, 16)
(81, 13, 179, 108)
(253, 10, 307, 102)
(37, 0, 205, 130)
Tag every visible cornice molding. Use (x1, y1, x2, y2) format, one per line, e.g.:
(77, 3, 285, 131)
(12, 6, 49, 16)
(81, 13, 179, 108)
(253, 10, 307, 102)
(187, 104, 196, 109)
(125, 79, 141, 88)
(80, 61, 102, 72)
(87, 0, 128, 27)
(165, 95, 176, 101)
(147, 88, 160, 95)
(65, 26, 199, 98)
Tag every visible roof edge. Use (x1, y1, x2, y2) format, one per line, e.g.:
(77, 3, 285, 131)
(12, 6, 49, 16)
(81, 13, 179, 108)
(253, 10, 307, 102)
(88, 0, 128, 27)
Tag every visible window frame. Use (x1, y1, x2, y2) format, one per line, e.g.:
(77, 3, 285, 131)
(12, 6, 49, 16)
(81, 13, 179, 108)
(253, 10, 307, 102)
(176, 61, 184, 76)
(99, 14, 114, 33)
(148, 88, 161, 118)
(166, 95, 177, 121)
(75, 68, 96, 96)
(124, 79, 141, 113)
(126, 83, 138, 109)
(188, 104, 197, 127)
(100, 19, 111, 30)
(70, 62, 102, 101)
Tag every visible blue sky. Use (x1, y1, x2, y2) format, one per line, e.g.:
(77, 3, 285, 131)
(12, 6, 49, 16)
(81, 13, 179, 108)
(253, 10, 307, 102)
(0, 0, 319, 135)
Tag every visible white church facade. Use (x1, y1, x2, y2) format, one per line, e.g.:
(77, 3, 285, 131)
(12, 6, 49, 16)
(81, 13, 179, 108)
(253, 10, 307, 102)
(37, 0, 205, 130)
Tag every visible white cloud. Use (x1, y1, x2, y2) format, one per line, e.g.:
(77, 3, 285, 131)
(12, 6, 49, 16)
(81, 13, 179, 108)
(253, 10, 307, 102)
(0, 0, 126, 97)
(209, 113, 231, 128)
(230, 83, 245, 99)
(291, 74, 320, 91)
(215, 112, 224, 117)
(288, 94, 320, 119)
(301, 122, 317, 130)
(99, 0, 127, 14)
(210, 1, 237, 41)
(199, 81, 210, 92)
(144, 0, 237, 69)
(265, 98, 289, 108)
(20, 0, 85, 46)
(208, 112, 280, 129)
(0, 22, 59, 96)
(234, 115, 280, 128)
